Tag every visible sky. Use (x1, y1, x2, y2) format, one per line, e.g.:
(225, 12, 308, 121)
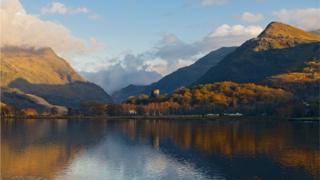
(1, 0, 320, 93)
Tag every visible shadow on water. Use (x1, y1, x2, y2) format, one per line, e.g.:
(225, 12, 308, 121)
(1, 118, 319, 180)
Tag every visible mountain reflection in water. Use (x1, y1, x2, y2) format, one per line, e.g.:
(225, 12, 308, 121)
(1, 118, 319, 180)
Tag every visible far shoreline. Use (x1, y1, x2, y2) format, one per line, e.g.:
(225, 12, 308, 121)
(1, 115, 319, 121)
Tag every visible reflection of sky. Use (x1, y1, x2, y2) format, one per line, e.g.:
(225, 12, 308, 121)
(55, 134, 224, 180)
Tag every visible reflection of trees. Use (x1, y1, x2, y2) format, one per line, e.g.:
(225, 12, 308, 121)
(2, 143, 80, 179)
(1, 119, 108, 179)
(2, 119, 319, 179)
(118, 119, 320, 177)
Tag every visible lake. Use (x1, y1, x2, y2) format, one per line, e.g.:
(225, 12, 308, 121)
(1, 118, 319, 180)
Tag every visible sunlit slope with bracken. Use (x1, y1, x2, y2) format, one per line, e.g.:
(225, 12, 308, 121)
(196, 22, 320, 84)
(0, 46, 113, 108)
(1, 47, 84, 86)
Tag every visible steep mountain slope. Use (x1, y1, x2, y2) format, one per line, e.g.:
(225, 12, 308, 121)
(1, 47, 84, 86)
(1, 47, 113, 108)
(112, 84, 147, 103)
(112, 47, 236, 102)
(196, 22, 320, 85)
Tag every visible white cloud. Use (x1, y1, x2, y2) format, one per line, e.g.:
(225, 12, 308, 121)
(81, 54, 162, 93)
(41, 2, 89, 15)
(273, 8, 320, 30)
(194, 24, 262, 53)
(209, 24, 262, 37)
(152, 24, 262, 74)
(41, 2, 67, 14)
(200, 0, 228, 6)
(144, 58, 169, 76)
(1, 1, 263, 94)
(0, 0, 25, 14)
(88, 13, 100, 20)
(0, 0, 97, 54)
(82, 24, 262, 92)
(155, 34, 199, 61)
(240, 12, 264, 23)
(161, 34, 179, 44)
(73, 7, 89, 14)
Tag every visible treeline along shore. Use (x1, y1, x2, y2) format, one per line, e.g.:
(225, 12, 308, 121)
(2, 59, 319, 119)
(2, 113, 319, 122)
(1, 22, 319, 119)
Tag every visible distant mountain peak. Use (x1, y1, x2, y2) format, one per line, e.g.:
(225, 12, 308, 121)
(258, 22, 320, 40)
(1, 46, 85, 86)
(258, 22, 293, 38)
(195, 22, 320, 85)
(254, 22, 320, 52)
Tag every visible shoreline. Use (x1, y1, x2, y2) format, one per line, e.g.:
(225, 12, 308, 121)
(1, 115, 319, 121)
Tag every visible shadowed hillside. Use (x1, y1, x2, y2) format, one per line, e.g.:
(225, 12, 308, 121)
(8, 78, 112, 108)
(1, 87, 67, 114)
(196, 22, 320, 85)
(112, 84, 148, 103)
(112, 47, 236, 102)
(0, 47, 113, 108)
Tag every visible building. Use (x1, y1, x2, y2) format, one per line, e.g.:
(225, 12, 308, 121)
(151, 89, 160, 98)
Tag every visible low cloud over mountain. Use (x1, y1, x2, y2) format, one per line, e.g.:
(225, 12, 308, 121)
(81, 63, 162, 94)
(82, 24, 263, 92)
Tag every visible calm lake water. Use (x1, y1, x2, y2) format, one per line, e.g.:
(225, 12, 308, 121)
(1, 118, 319, 180)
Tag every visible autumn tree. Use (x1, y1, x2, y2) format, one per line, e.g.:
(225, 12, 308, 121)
(107, 104, 123, 116)
(80, 101, 108, 116)
(21, 108, 38, 117)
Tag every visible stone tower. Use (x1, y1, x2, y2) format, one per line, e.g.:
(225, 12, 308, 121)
(151, 89, 160, 98)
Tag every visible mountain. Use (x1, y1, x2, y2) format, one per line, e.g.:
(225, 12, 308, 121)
(267, 60, 320, 100)
(1, 47, 84, 86)
(1, 87, 67, 114)
(196, 22, 320, 85)
(112, 84, 147, 103)
(1, 47, 113, 108)
(310, 29, 320, 36)
(81, 67, 162, 94)
(112, 47, 236, 102)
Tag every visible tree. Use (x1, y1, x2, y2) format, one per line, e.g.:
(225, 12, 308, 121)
(121, 81, 293, 116)
(1, 104, 12, 117)
(80, 102, 107, 116)
(50, 107, 59, 115)
(107, 104, 123, 116)
(21, 108, 38, 117)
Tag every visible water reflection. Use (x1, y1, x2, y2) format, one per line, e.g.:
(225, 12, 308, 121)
(2, 119, 108, 180)
(1, 118, 319, 180)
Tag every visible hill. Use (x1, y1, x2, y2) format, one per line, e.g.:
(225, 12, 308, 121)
(0, 46, 113, 108)
(267, 60, 320, 99)
(112, 84, 147, 103)
(1, 87, 67, 114)
(112, 47, 236, 102)
(196, 22, 320, 84)
(123, 81, 293, 116)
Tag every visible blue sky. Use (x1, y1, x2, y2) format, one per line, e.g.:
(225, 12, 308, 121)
(2, 0, 320, 93)
(20, 0, 319, 55)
